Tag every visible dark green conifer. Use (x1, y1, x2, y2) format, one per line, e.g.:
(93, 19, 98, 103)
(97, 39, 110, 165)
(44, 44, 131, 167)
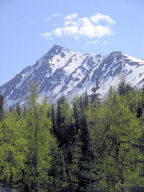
(91, 78, 101, 104)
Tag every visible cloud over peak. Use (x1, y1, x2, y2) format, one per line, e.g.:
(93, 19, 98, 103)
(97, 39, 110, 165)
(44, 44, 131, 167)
(43, 13, 115, 40)
(90, 13, 115, 24)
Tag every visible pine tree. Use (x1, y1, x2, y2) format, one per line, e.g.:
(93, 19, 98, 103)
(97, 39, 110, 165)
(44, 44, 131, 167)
(73, 100, 81, 135)
(77, 115, 95, 192)
(51, 104, 56, 136)
(83, 91, 89, 109)
(48, 148, 68, 192)
(91, 78, 101, 104)
(118, 78, 132, 95)
(16, 102, 21, 118)
(87, 98, 106, 191)
(56, 96, 71, 145)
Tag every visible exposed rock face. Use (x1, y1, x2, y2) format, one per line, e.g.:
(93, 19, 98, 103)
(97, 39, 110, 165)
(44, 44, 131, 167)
(1, 45, 144, 108)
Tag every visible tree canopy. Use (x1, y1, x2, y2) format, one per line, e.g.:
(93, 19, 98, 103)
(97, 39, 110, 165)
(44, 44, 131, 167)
(0, 81, 144, 192)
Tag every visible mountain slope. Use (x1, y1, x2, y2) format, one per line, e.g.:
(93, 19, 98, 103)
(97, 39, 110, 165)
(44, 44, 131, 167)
(1, 45, 144, 108)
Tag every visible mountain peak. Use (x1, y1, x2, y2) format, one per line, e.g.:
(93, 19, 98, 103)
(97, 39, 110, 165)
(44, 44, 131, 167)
(46, 44, 69, 58)
(52, 44, 64, 50)
(110, 51, 123, 56)
(1, 46, 144, 108)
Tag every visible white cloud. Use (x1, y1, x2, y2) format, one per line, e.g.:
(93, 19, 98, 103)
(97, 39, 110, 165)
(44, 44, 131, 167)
(43, 13, 115, 40)
(42, 32, 52, 38)
(90, 13, 115, 24)
(53, 28, 62, 36)
(78, 17, 112, 38)
(64, 20, 79, 27)
(65, 13, 78, 20)
(53, 26, 79, 37)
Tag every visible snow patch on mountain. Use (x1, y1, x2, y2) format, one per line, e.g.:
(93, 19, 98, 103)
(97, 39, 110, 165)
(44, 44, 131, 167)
(1, 45, 144, 108)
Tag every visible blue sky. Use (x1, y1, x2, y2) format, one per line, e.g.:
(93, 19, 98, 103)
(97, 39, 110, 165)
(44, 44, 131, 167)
(0, 0, 144, 85)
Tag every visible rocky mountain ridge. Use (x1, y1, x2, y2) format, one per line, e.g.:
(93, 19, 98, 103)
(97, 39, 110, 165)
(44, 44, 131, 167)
(1, 45, 144, 108)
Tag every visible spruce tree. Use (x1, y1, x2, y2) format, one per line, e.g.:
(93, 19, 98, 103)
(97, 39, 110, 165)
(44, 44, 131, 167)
(51, 104, 56, 136)
(90, 78, 101, 104)
(16, 102, 21, 118)
(118, 78, 132, 95)
(77, 115, 95, 192)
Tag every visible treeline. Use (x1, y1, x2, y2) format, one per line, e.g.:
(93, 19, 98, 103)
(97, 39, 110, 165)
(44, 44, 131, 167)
(0, 81, 144, 192)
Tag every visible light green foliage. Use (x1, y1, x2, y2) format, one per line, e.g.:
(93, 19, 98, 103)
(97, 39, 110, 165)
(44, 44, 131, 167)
(0, 81, 144, 192)
(0, 82, 58, 191)
(23, 82, 57, 191)
(25, 103, 56, 185)
(0, 110, 28, 183)
(85, 87, 144, 191)
(99, 90, 143, 191)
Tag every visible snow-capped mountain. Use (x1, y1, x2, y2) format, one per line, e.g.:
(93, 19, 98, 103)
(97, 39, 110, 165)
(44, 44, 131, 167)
(1, 44, 144, 108)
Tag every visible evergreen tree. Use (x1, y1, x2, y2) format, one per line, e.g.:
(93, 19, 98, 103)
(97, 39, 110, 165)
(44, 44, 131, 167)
(77, 115, 95, 192)
(51, 104, 56, 136)
(83, 91, 89, 109)
(16, 102, 21, 118)
(1, 80, 144, 192)
(118, 78, 132, 95)
(73, 98, 82, 135)
(56, 96, 71, 145)
(90, 78, 101, 104)
(48, 148, 68, 192)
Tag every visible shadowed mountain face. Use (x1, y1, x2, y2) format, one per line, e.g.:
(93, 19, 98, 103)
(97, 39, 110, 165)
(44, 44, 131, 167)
(1, 44, 144, 108)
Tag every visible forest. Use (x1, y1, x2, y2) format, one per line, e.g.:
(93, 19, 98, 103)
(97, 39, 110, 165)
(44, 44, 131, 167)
(0, 80, 144, 192)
